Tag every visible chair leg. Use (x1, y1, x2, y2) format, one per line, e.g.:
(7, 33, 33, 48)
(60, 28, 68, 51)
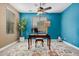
(42, 41, 44, 47)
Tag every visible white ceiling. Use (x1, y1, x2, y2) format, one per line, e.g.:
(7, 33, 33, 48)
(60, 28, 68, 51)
(10, 3, 71, 13)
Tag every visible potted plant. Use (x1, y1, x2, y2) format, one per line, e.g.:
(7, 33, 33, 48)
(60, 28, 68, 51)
(18, 18, 27, 42)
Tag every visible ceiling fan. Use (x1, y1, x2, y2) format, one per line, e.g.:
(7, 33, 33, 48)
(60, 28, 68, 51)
(37, 3, 52, 15)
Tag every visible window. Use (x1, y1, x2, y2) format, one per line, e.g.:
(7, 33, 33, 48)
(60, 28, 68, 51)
(6, 9, 15, 34)
(32, 16, 48, 33)
(32, 16, 47, 27)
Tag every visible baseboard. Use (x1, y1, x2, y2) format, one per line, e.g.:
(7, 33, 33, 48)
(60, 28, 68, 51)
(0, 41, 17, 52)
(63, 41, 79, 50)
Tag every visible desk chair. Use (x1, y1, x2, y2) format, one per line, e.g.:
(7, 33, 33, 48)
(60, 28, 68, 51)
(35, 38, 44, 47)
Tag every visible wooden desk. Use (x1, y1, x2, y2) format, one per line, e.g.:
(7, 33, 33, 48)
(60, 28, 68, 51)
(28, 34, 51, 50)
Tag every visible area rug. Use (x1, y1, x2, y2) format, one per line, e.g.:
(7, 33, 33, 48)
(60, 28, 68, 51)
(0, 40, 79, 56)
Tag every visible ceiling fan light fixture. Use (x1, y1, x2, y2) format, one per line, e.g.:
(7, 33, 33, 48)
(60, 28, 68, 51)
(37, 11, 43, 15)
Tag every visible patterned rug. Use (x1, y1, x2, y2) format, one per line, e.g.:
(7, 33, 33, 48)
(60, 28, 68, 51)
(0, 40, 79, 56)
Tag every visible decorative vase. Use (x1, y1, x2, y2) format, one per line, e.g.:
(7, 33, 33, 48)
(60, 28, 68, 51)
(19, 37, 25, 42)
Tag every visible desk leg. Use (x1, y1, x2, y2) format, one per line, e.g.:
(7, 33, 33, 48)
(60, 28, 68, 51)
(30, 39, 32, 49)
(47, 39, 48, 46)
(49, 39, 51, 50)
(47, 39, 51, 50)
(28, 38, 32, 49)
(28, 39, 30, 49)
(28, 39, 32, 49)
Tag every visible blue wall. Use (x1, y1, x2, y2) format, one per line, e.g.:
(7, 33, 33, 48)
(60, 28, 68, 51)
(61, 3, 79, 47)
(19, 3, 79, 48)
(20, 13, 61, 39)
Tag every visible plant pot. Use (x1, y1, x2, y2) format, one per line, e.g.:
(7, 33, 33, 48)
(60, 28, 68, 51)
(19, 37, 25, 42)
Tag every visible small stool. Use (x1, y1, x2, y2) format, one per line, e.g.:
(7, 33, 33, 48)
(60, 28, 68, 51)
(35, 38, 44, 47)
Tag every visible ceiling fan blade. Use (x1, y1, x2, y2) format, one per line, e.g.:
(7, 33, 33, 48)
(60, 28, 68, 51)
(37, 7, 44, 12)
(44, 7, 52, 11)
